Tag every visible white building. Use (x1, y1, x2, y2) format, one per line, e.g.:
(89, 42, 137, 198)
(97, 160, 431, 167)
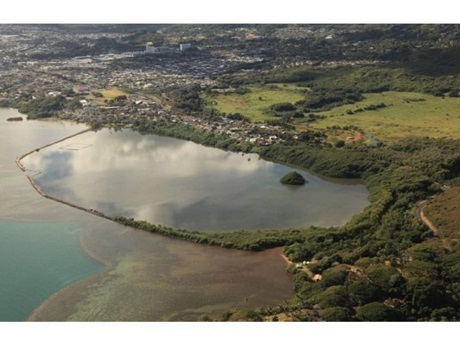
(145, 42, 191, 54)
(179, 43, 192, 51)
(145, 42, 156, 54)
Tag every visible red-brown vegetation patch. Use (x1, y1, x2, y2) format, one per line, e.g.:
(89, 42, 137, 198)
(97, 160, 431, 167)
(424, 187, 460, 250)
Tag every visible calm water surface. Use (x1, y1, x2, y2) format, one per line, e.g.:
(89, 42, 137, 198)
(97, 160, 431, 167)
(0, 108, 298, 321)
(23, 128, 369, 231)
(0, 220, 103, 321)
(0, 109, 103, 321)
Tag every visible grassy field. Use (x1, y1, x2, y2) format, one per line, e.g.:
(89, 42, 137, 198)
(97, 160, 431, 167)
(205, 84, 307, 122)
(207, 85, 460, 143)
(207, 86, 460, 141)
(308, 91, 460, 142)
(88, 88, 129, 104)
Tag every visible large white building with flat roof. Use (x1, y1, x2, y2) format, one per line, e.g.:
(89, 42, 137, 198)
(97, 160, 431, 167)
(145, 42, 192, 54)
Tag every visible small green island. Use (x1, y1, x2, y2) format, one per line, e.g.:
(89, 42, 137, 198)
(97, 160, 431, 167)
(7, 117, 23, 121)
(280, 171, 307, 185)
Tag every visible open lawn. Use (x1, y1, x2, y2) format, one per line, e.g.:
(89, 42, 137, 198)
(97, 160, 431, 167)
(309, 92, 460, 142)
(88, 88, 129, 104)
(206, 84, 307, 122)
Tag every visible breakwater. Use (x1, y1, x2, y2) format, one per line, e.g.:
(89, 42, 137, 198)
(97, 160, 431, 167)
(16, 128, 92, 171)
(24, 173, 112, 220)
(16, 128, 113, 220)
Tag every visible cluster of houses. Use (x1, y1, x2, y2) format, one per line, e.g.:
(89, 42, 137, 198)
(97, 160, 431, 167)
(57, 94, 292, 148)
(0, 26, 299, 147)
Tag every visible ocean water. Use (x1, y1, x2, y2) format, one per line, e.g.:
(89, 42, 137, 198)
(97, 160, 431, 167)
(0, 220, 103, 321)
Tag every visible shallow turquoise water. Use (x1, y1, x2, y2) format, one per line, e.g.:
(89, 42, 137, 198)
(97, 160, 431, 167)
(0, 219, 103, 321)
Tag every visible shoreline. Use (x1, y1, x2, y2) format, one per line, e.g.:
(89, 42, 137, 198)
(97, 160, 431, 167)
(281, 254, 293, 266)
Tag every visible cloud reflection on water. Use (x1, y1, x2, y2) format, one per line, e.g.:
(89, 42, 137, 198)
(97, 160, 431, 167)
(24, 128, 369, 231)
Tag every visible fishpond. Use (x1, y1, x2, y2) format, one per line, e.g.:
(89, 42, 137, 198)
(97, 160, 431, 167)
(22, 127, 369, 231)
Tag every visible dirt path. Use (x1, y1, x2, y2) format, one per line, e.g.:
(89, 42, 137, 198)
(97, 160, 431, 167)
(415, 200, 439, 236)
(281, 254, 314, 278)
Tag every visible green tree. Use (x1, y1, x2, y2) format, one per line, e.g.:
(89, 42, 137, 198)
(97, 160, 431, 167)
(317, 285, 349, 309)
(347, 277, 381, 306)
(366, 264, 401, 293)
(355, 302, 403, 321)
(321, 265, 349, 287)
(321, 307, 354, 321)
